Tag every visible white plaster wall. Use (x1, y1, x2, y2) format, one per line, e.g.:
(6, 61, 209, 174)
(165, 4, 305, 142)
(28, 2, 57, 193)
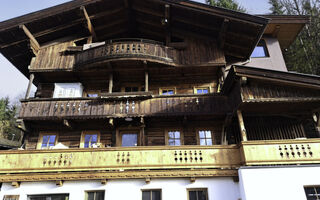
(0, 177, 240, 200)
(239, 165, 320, 200)
(244, 37, 288, 72)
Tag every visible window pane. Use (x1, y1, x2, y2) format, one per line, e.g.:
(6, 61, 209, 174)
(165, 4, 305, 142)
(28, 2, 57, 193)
(197, 89, 208, 94)
(84, 134, 98, 148)
(200, 139, 206, 145)
(41, 136, 49, 148)
(199, 131, 205, 138)
(87, 93, 99, 97)
(87, 192, 95, 200)
(162, 90, 174, 95)
(95, 191, 105, 200)
(49, 135, 56, 146)
(152, 191, 161, 200)
(198, 190, 207, 200)
(205, 131, 211, 138)
(305, 187, 320, 200)
(168, 139, 175, 146)
(142, 191, 151, 200)
(174, 131, 180, 138)
(189, 191, 197, 200)
(206, 139, 212, 145)
(122, 133, 138, 147)
(168, 132, 175, 138)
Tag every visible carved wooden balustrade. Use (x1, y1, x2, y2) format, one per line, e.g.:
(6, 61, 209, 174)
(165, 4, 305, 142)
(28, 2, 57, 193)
(241, 139, 320, 165)
(0, 145, 240, 174)
(75, 39, 178, 68)
(19, 94, 229, 120)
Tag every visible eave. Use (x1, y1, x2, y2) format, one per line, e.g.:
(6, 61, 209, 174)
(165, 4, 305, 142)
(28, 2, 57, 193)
(0, 0, 268, 78)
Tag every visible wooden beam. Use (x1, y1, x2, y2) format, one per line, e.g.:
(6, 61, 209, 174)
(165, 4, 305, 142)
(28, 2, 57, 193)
(25, 73, 34, 99)
(80, 6, 96, 42)
(221, 114, 233, 145)
(124, 0, 136, 36)
(272, 25, 281, 38)
(109, 73, 113, 94)
(237, 110, 248, 142)
(19, 25, 40, 54)
(11, 182, 20, 188)
(63, 119, 73, 129)
(164, 4, 171, 45)
(218, 19, 229, 49)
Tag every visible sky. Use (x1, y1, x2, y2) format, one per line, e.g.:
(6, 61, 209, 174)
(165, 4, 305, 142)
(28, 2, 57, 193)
(0, 0, 270, 100)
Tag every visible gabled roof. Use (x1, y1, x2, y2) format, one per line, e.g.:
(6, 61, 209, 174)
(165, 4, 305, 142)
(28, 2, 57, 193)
(0, 0, 268, 77)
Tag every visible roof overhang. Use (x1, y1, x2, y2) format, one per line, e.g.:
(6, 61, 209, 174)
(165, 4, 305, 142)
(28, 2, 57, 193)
(259, 15, 310, 49)
(0, 0, 268, 78)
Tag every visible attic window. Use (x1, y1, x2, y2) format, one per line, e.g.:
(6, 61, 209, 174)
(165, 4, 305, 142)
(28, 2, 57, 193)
(251, 40, 269, 58)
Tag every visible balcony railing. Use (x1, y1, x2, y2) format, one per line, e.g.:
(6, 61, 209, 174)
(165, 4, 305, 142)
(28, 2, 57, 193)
(75, 39, 178, 68)
(19, 94, 229, 120)
(241, 139, 320, 165)
(0, 145, 240, 174)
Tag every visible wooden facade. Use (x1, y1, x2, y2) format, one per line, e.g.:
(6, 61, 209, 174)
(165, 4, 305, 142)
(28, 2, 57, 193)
(0, 0, 319, 185)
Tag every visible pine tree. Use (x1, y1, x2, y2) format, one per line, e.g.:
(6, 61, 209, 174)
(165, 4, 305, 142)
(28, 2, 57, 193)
(206, 0, 246, 13)
(269, 0, 285, 14)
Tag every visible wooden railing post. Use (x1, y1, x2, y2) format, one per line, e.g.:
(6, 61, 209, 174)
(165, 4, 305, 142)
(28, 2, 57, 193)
(237, 110, 247, 142)
(109, 73, 113, 94)
(25, 73, 34, 99)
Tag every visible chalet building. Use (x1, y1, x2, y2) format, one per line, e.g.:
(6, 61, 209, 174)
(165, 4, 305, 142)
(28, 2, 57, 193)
(0, 0, 319, 200)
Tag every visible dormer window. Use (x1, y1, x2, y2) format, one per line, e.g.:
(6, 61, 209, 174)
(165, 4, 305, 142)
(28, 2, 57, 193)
(251, 40, 269, 58)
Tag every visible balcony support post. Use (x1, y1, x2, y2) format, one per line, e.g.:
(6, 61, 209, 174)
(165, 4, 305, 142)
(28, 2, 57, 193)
(145, 71, 149, 92)
(316, 113, 320, 135)
(20, 24, 40, 55)
(80, 6, 96, 43)
(164, 4, 171, 45)
(237, 110, 247, 142)
(109, 73, 113, 93)
(25, 73, 34, 99)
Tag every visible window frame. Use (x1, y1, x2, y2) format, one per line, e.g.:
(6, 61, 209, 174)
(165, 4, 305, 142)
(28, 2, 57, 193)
(37, 132, 59, 149)
(141, 189, 162, 200)
(196, 129, 214, 146)
(3, 195, 20, 200)
(159, 88, 176, 95)
(27, 194, 69, 200)
(165, 129, 183, 146)
(80, 131, 101, 148)
(193, 87, 210, 94)
(187, 188, 209, 200)
(84, 190, 105, 200)
(304, 185, 320, 200)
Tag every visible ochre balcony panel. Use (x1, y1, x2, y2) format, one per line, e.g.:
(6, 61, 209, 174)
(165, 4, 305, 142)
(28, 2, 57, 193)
(241, 139, 320, 165)
(19, 95, 229, 119)
(0, 145, 240, 174)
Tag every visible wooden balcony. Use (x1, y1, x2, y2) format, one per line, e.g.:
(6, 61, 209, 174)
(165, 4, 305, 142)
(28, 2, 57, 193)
(241, 139, 320, 165)
(19, 94, 229, 120)
(75, 39, 178, 68)
(0, 145, 240, 179)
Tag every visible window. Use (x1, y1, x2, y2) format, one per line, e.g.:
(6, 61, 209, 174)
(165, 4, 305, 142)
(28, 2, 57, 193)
(251, 40, 269, 58)
(166, 130, 182, 146)
(305, 186, 320, 200)
(37, 133, 58, 149)
(80, 131, 100, 148)
(85, 191, 105, 200)
(3, 195, 19, 200)
(188, 189, 208, 200)
(85, 91, 100, 98)
(142, 190, 161, 200)
(27, 194, 69, 200)
(198, 130, 213, 145)
(125, 87, 139, 92)
(160, 88, 175, 95)
(194, 87, 209, 94)
(121, 133, 138, 147)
